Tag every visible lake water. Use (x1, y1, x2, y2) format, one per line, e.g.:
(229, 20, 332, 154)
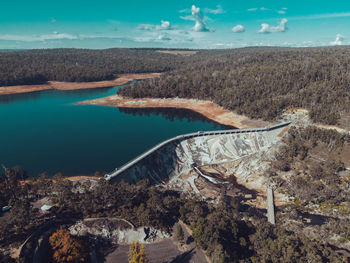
(0, 85, 228, 177)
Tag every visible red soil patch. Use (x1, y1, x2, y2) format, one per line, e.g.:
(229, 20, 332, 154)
(277, 126, 289, 137)
(66, 175, 102, 181)
(78, 96, 271, 129)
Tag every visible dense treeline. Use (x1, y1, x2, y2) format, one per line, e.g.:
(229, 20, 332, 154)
(0, 48, 185, 85)
(0, 169, 346, 263)
(119, 46, 350, 125)
(270, 126, 350, 259)
(3, 47, 350, 125)
(273, 126, 350, 206)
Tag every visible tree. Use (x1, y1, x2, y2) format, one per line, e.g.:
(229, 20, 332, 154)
(176, 224, 184, 244)
(0, 221, 9, 242)
(0, 251, 15, 263)
(0, 165, 27, 203)
(52, 174, 74, 207)
(10, 198, 31, 233)
(49, 229, 88, 263)
(248, 219, 345, 263)
(128, 241, 148, 263)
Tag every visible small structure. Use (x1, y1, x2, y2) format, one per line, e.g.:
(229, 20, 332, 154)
(2, 205, 12, 212)
(267, 187, 275, 225)
(40, 204, 52, 211)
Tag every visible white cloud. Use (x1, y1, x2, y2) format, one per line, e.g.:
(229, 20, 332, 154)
(191, 5, 209, 32)
(290, 12, 350, 20)
(282, 7, 288, 10)
(232, 25, 245, 33)
(277, 10, 286, 14)
(0, 32, 79, 42)
(179, 15, 195, 21)
(156, 20, 171, 30)
(248, 7, 271, 12)
(258, 18, 288, 33)
(179, 8, 190, 13)
(138, 21, 172, 31)
(158, 34, 172, 41)
(331, 34, 344, 45)
(215, 43, 234, 47)
(204, 5, 225, 15)
(138, 24, 153, 31)
(133, 29, 193, 44)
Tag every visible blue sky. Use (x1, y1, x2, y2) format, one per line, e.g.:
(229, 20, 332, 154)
(1, 0, 350, 49)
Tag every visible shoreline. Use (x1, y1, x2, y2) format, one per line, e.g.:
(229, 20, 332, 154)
(0, 73, 161, 96)
(77, 95, 271, 129)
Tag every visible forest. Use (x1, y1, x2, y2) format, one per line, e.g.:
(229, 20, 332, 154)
(1, 47, 350, 261)
(0, 166, 347, 263)
(1, 47, 350, 125)
(273, 126, 350, 206)
(118, 46, 350, 125)
(0, 48, 185, 86)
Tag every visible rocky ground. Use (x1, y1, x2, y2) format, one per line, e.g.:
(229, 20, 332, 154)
(69, 218, 169, 244)
(103, 221, 207, 263)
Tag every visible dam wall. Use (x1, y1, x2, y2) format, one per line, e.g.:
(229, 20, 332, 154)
(106, 122, 290, 184)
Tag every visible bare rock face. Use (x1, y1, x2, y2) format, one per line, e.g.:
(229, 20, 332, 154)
(113, 126, 286, 186)
(108, 126, 290, 208)
(69, 219, 169, 244)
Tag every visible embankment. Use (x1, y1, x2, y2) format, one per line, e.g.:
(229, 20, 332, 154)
(78, 95, 270, 129)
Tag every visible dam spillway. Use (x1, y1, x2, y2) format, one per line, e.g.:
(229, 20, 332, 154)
(106, 122, 290, 184)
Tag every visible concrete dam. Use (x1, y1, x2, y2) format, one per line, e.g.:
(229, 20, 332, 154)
(105, 122, 290, 184)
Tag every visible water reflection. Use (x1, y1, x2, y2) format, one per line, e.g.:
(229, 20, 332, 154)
(118, 107, 234, 130)
(0, 90, 44, 104)
(0, 85, 228, 177)
(0, 86, 118, 105)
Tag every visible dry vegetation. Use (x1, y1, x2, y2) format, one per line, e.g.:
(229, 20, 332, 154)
(2, 47, 350, 127)
(119, 47, 350, 126)
(0, 73, 161, 96)
(0, 48, 182, 86)
(1, 167, 347, 262)
(1, 47, 350, 262)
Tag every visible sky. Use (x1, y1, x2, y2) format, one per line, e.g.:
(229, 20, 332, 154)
(1, 0, 350, 49)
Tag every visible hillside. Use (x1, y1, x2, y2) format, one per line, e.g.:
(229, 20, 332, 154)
(118, 46, 350, 126)
(2, 47, 350, 127)
(0, 48, 185, 86)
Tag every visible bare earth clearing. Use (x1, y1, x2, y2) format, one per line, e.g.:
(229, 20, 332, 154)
(155, 50, 198, 56)
(0, 73, 161, 96)
(78, 95, 270, 129)
(283, 108, 350, 133)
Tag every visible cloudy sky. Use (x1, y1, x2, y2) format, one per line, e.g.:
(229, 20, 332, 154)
(1, 0, 350, 49)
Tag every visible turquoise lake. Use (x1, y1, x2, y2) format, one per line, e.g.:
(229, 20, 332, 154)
(0, 85, 228, 177)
